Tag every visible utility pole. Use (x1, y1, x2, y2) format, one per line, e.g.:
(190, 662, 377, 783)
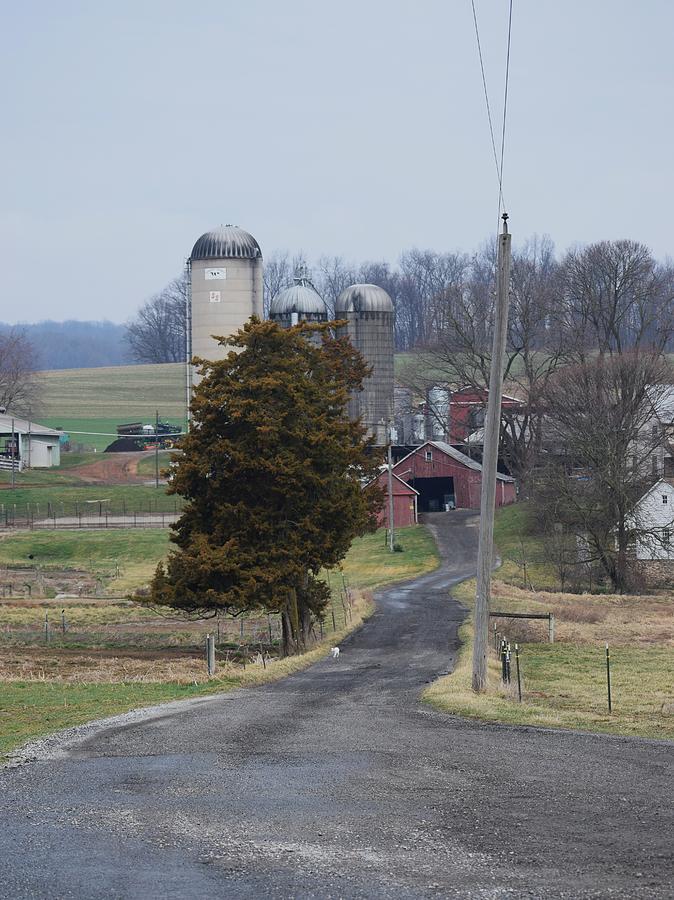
(472, 213, 512, 693)
(387, 420, 395, 552)
(155, 409, 160, 489)
(10, 417, 16, 489)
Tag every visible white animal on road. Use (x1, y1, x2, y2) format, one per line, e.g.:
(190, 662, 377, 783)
(330, 647, 340, 658)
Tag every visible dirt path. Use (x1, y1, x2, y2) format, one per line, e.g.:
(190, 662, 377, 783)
(1, 512, 672, 898)
(66, 452, 147, 484)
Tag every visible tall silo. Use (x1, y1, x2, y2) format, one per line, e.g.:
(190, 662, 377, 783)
(269, 264, 328, 337)
(188, 225, 263, 371)
(335, 283, 394, 446)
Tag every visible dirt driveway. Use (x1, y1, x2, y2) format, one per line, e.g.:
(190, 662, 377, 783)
(1, 512, 672, 898)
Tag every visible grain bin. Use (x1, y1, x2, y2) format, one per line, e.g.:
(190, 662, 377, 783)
(335, 283, 394, 446)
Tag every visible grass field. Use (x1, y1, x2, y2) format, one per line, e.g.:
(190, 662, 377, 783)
(40, 364, 186, 419)
(0, 525, 438, 758)
(0, 484, 180, 518)
(425, 576, 674, 741)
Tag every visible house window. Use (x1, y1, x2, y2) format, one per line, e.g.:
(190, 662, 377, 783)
(663, 529, 671, 548)
(663, 494, 669, 505)
(425, 450, 433, 462)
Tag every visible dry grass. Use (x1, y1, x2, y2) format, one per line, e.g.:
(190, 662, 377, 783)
(425, 578, 674, 741)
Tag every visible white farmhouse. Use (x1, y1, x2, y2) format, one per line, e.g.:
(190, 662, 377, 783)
(629, 479, 674, 585)
(0, 413, 61, 470)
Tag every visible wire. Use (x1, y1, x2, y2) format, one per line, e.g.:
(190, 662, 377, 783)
(498, 0, 514, 219)
(470, 0, 514, 222)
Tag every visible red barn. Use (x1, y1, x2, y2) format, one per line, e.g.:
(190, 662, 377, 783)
(374, 471, 419, 529)
(393, 441, 516, 511)
(449, 386, 523, 444)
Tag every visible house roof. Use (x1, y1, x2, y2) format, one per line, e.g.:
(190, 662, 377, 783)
(451, 386, 522, 404)
(633, 478, 674, 508)
(647, 385, 674, 423)
(393, 440, 515, 482)
(372, 468, 420, 494)
(0, 414, 61, 437)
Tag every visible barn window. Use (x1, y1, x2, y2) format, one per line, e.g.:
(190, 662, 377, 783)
(425, 450, 433, 461)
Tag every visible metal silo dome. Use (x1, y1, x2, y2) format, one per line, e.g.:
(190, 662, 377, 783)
(270, 265, 327, 319)
(190, 225, 262, 261)
(335, 283, 393, 314)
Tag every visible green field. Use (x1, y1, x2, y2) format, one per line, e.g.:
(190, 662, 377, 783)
(0, 484, 180, 518)
(0, 524, 439, 757)
(40, 363, 186, 419)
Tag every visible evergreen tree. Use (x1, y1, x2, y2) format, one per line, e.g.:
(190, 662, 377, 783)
(145, 318, 383, 652)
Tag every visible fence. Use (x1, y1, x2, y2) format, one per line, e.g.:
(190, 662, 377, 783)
(0, 500, 183, 530)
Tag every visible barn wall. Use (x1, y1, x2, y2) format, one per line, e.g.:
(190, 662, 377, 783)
(393, 445, 515, 510)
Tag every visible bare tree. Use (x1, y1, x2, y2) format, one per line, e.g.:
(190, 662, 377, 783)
(125, 274, 188, 364)
(534, 353, 673, 593)
(0, 329, 42, 415)
(558, 239, 674, 359)
(410, 237, 565, 487)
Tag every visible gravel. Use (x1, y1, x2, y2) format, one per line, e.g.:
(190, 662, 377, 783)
(1, 511, 672, 899)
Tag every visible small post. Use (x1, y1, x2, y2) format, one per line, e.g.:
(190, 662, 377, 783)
(515, 643, 522, 702)
(155, 409, 160, 489)
(319, 619, 324, 640)
(605, 643, 612, 713)
(331, 609, 336, 631)
(206, 633, 215, 676)
(548, 613, 555, 644)
(501, 641, 507, 683)
(387, 420, 395, 552)
(44, 611, 49, 643)
(267, 614, 273, 644)
(61, 608, 66, 635)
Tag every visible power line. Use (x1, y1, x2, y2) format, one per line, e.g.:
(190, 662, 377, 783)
(470, 0, 514, 219)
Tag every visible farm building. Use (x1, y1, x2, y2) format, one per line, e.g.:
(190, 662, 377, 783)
(373, 471, 419, 530)
(448, 386, 523, 444)
(0, 414, 61, 470)
(392, 440, 516, 511)
(629, 479, 674, 584)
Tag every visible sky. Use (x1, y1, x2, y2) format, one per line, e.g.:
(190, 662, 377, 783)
(1, 0, 673, 323)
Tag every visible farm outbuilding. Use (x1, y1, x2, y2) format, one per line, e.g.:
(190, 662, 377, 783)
(373, 471, 419, 530)
(0, 414, 61, 470)
(393, 441, 515, 511)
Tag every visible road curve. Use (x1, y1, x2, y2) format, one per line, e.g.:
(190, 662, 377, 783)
(1, 512, 672, 899)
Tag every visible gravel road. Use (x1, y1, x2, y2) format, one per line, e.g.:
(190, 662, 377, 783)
(1, 511, 672, 899)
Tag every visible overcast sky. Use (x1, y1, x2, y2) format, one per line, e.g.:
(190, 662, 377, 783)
(1, 1, 673, 323)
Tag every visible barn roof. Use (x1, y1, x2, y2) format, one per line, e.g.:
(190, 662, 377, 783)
(0, 414, 61, 437)
(394, 441, 515, 483)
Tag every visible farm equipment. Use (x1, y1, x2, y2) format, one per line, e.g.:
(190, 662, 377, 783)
(105, 421, 182, 453)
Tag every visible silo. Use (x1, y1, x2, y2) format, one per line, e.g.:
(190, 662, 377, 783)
(335, 284, 394, 446)
(269, 264, 328, 337)
(188, 225, 263, 369)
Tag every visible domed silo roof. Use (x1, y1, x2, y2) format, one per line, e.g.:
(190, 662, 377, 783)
(190, 225, 262, 261)
(270, 264, 328, 322)
(335, 283, 393, 314)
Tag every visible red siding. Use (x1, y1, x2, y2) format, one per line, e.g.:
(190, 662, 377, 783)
(375, 472, 418, 529)
(393, 443, 516, 510)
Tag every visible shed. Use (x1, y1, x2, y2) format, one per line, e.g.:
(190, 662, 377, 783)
(393, 441, 516, 511)
(0, 414, 62, 470)
(373, 471, 419, 530)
